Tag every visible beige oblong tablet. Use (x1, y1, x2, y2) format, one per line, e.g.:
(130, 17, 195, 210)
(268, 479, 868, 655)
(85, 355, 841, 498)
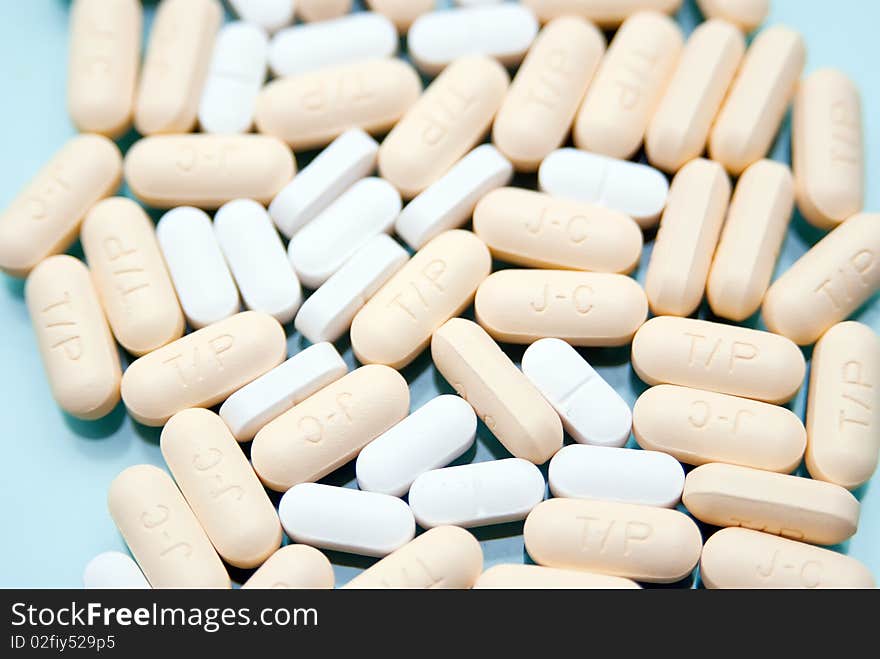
(297, 0, 351, 21)
(475, 564, 640, 589)
(524, 498, 702, 583)
(108, 465, 230, 589)
(251, 365, 409, 492)
(121, 312, 286, 426)
(351, 230, 491, 369)
(696, 0, 769, 32)
(645, 159, 731, 317)
(160, 409, 282, 569)
(242, 545, 335, 589)
(522, 0, 682, 28)
(806, 322, 880, 490)
(631, 316, 806, 404)
(25, 255, 122, 420)
(707, 160, 795, 322)
(366, 0, 432, 32)
(683, 463, 860, 546)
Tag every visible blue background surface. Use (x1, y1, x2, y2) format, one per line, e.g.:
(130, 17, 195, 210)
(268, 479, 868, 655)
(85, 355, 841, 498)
(0, 0, 877, 588)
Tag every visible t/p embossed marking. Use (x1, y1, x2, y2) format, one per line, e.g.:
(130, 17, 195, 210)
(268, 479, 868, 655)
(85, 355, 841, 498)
(388, 260, 447, 322)
(421, 83, 478, 147)
(578, 516, 652, 557)
(829, 99, 861, 165)
(380, 557, 444, 589)
(838, 360, 873, 433)
(102, 234, 149, 307)
(141, 504, 193, 559)
(685, 332, 759, 373)
(41, 291, 83, 361)
(301, 71, 374, 113)
(814, 250, 874, 309)
(613, 42, 662, 111)
(524, 48, 571, 111)
(163, 334, 234, 388)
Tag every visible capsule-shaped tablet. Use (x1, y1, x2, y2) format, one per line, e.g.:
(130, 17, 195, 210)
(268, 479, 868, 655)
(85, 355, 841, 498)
(160, 409, 282, 569)
(706, 160, 795, 322)
(696, 0, 769, 32)
(297, 0, 351, 22)
(709, 26, 805, 176)
(632, 316, 806, 405)
(474, 564, 640, 589)
(762, 213, 880, 346)
(121, 312, 286, 426)
(251, 365, 410, 491)
(229, 0, 295, 33)
(351, 230, 491, 369)
(26, 256, 122, 420)
(242, 545, 335, 589)
(83, 552, 150, 590)
(522, 0, 682, 27)
(645, 159, 731, 317)
(108, 465, 230, 589)
(366, 0, 433, 32)
(524, 498, 702, 583)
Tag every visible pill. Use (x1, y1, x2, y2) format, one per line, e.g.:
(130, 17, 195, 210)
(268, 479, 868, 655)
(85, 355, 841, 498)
(228, 0, 295, 33)
(432, 318, 563, 464)
(521, 0, 683, 27)
(297, 0, 352, 22)
(522, 339, 632, 447)
(121, 311, 286, 427)
(351, 230, 491, 369)
(706, 160, 795, 322)
(696, 0, 769, 32)
(806, 322, 880, 490)
(366, 0, 436, 33)
(538, 149, 669, 229)
(700, 527, 875, 589)
(632, 316, 806, 405)
(125, 135, 295, 210)
(251, 365, 410, 492)
(793, 69, 864, 230)
(633, 385, 806, 473)
(524, 498, 702, 583)
(81, 198, 184, 356)
(474, 564, 640, 589)
(25, 256, 122, 420)
(356, 395, 478, 497)
(762, 213, 880, 346)
(343, 526, 483, 589)
(709, 25, 805, 176)
(645, 20, 745, 173)
(573, 12, 683, 160)
(294, 235, 408, 344)
(214, 199, 302, 324)
(107, 465, 230, 589)
(378, 56, 509, 199)
(134, 0, 221, 135)
(476, 270, 648, 347)
(0, 134, 122, 277)
(83, 552, 150, 590)
(160, 409, 282, 569)
(395, 144, 513, 250)
(220, 342, 348, 442)
(241, 545, 335, 589)
(645, 158, 731, 317)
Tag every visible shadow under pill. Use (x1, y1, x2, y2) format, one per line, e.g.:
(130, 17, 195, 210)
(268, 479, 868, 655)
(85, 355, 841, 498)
(3, 274, 25, 299)
(323, 549, 378, 572)
(62, 401, 126, 440)
(131, 419, 162, 446)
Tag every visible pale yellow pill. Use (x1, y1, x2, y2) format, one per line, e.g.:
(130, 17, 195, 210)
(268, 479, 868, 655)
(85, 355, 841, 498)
(251, 365, 410, 492)
(474, 564, 640, 589)
(242, 545, 335, 589)
(378, 56, 509, 199)
(806, 322, 880, 490)
(631, 316, 806, 405)
(522, 0, 683, 28)
(366, 0, 434, 32)
(645, 158, 731, 317)
(524, 498, 702, 583)
(351, 230, 491, 369)
(707, 160, 795, 322)
(25, 255, 122, 420)
(696, 0, 769, 32)
(297, 0, 351, 22)
(432, 318, 563, 464)
(121, 311, 287, 426)
(0, 135, 122, 277)
(762, 213, 880, 346)
(108, 464, 230, 589)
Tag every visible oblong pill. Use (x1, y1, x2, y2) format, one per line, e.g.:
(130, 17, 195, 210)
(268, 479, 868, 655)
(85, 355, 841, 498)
(631, 316, 806, 404)
(242, 545, 334, 590)
(160, 409, 282, 569)
(25, 256, 121, 420)
(524, 498, 702, 583)
(521, 0, 682, 27)
(121, 312, 286, 426)
(83, 551, 150, 590)
(229, 0, 295, 33)
(474, 564, 640, 589)
(366, 0, 434, 32)
(351, 230, 491, 369)
(251, 365, 410, 491)
(297, 0, 351, 22)
(696, 0, 769, 32)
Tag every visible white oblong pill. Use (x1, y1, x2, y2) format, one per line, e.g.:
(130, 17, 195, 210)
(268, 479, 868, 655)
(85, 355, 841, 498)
(294, 234, 408, 344)
(356, 395, 478, 497)
(229, 0, 295, 33)
(279, 483, 416, 557)
(522, 338, 632, 448)
(83, 551, 150, 589)
(549, 445, 685, 508)
(156, 207, 239, 329)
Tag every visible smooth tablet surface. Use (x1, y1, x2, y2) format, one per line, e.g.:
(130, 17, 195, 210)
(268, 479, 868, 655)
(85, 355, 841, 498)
(229, 0, 295, 33)
(83, 551, 150, 590)
(522, 0, 683, 27)
(474, 564, 640, 589)
(297, 0, 351, 21)
(696, 0, 769, 32)
(366, 0, 433, 31)
(242, 545, 335, 589)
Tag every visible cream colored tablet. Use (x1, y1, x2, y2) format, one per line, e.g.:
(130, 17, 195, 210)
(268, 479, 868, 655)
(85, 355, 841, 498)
(378, 56, 509, 199)
(474, 564, 640, 589)
(351, 230, 491, 369)
(25, 256, 122, 420)
(696, 0, 769, 32)
(121, 312, 286, 426)
(366, 0, 434, 32)
(297, 0, 351, 22)
(242, 545, 335, 589)
(632, 316, 806, 405)
(683, 463, 860, 546)
(709, 26, 805, 176)
(251, 365, 410, 492)
(0, 134, 122, 277)
(706, 160, 795, 322)
(108, 465, 230, 589)
(762, 213, 880, 346)
(645, 158, 731, 317)
(524, 498, 702, 583)
(522, 0, 682, 28)
(432, 318, 563, 464)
